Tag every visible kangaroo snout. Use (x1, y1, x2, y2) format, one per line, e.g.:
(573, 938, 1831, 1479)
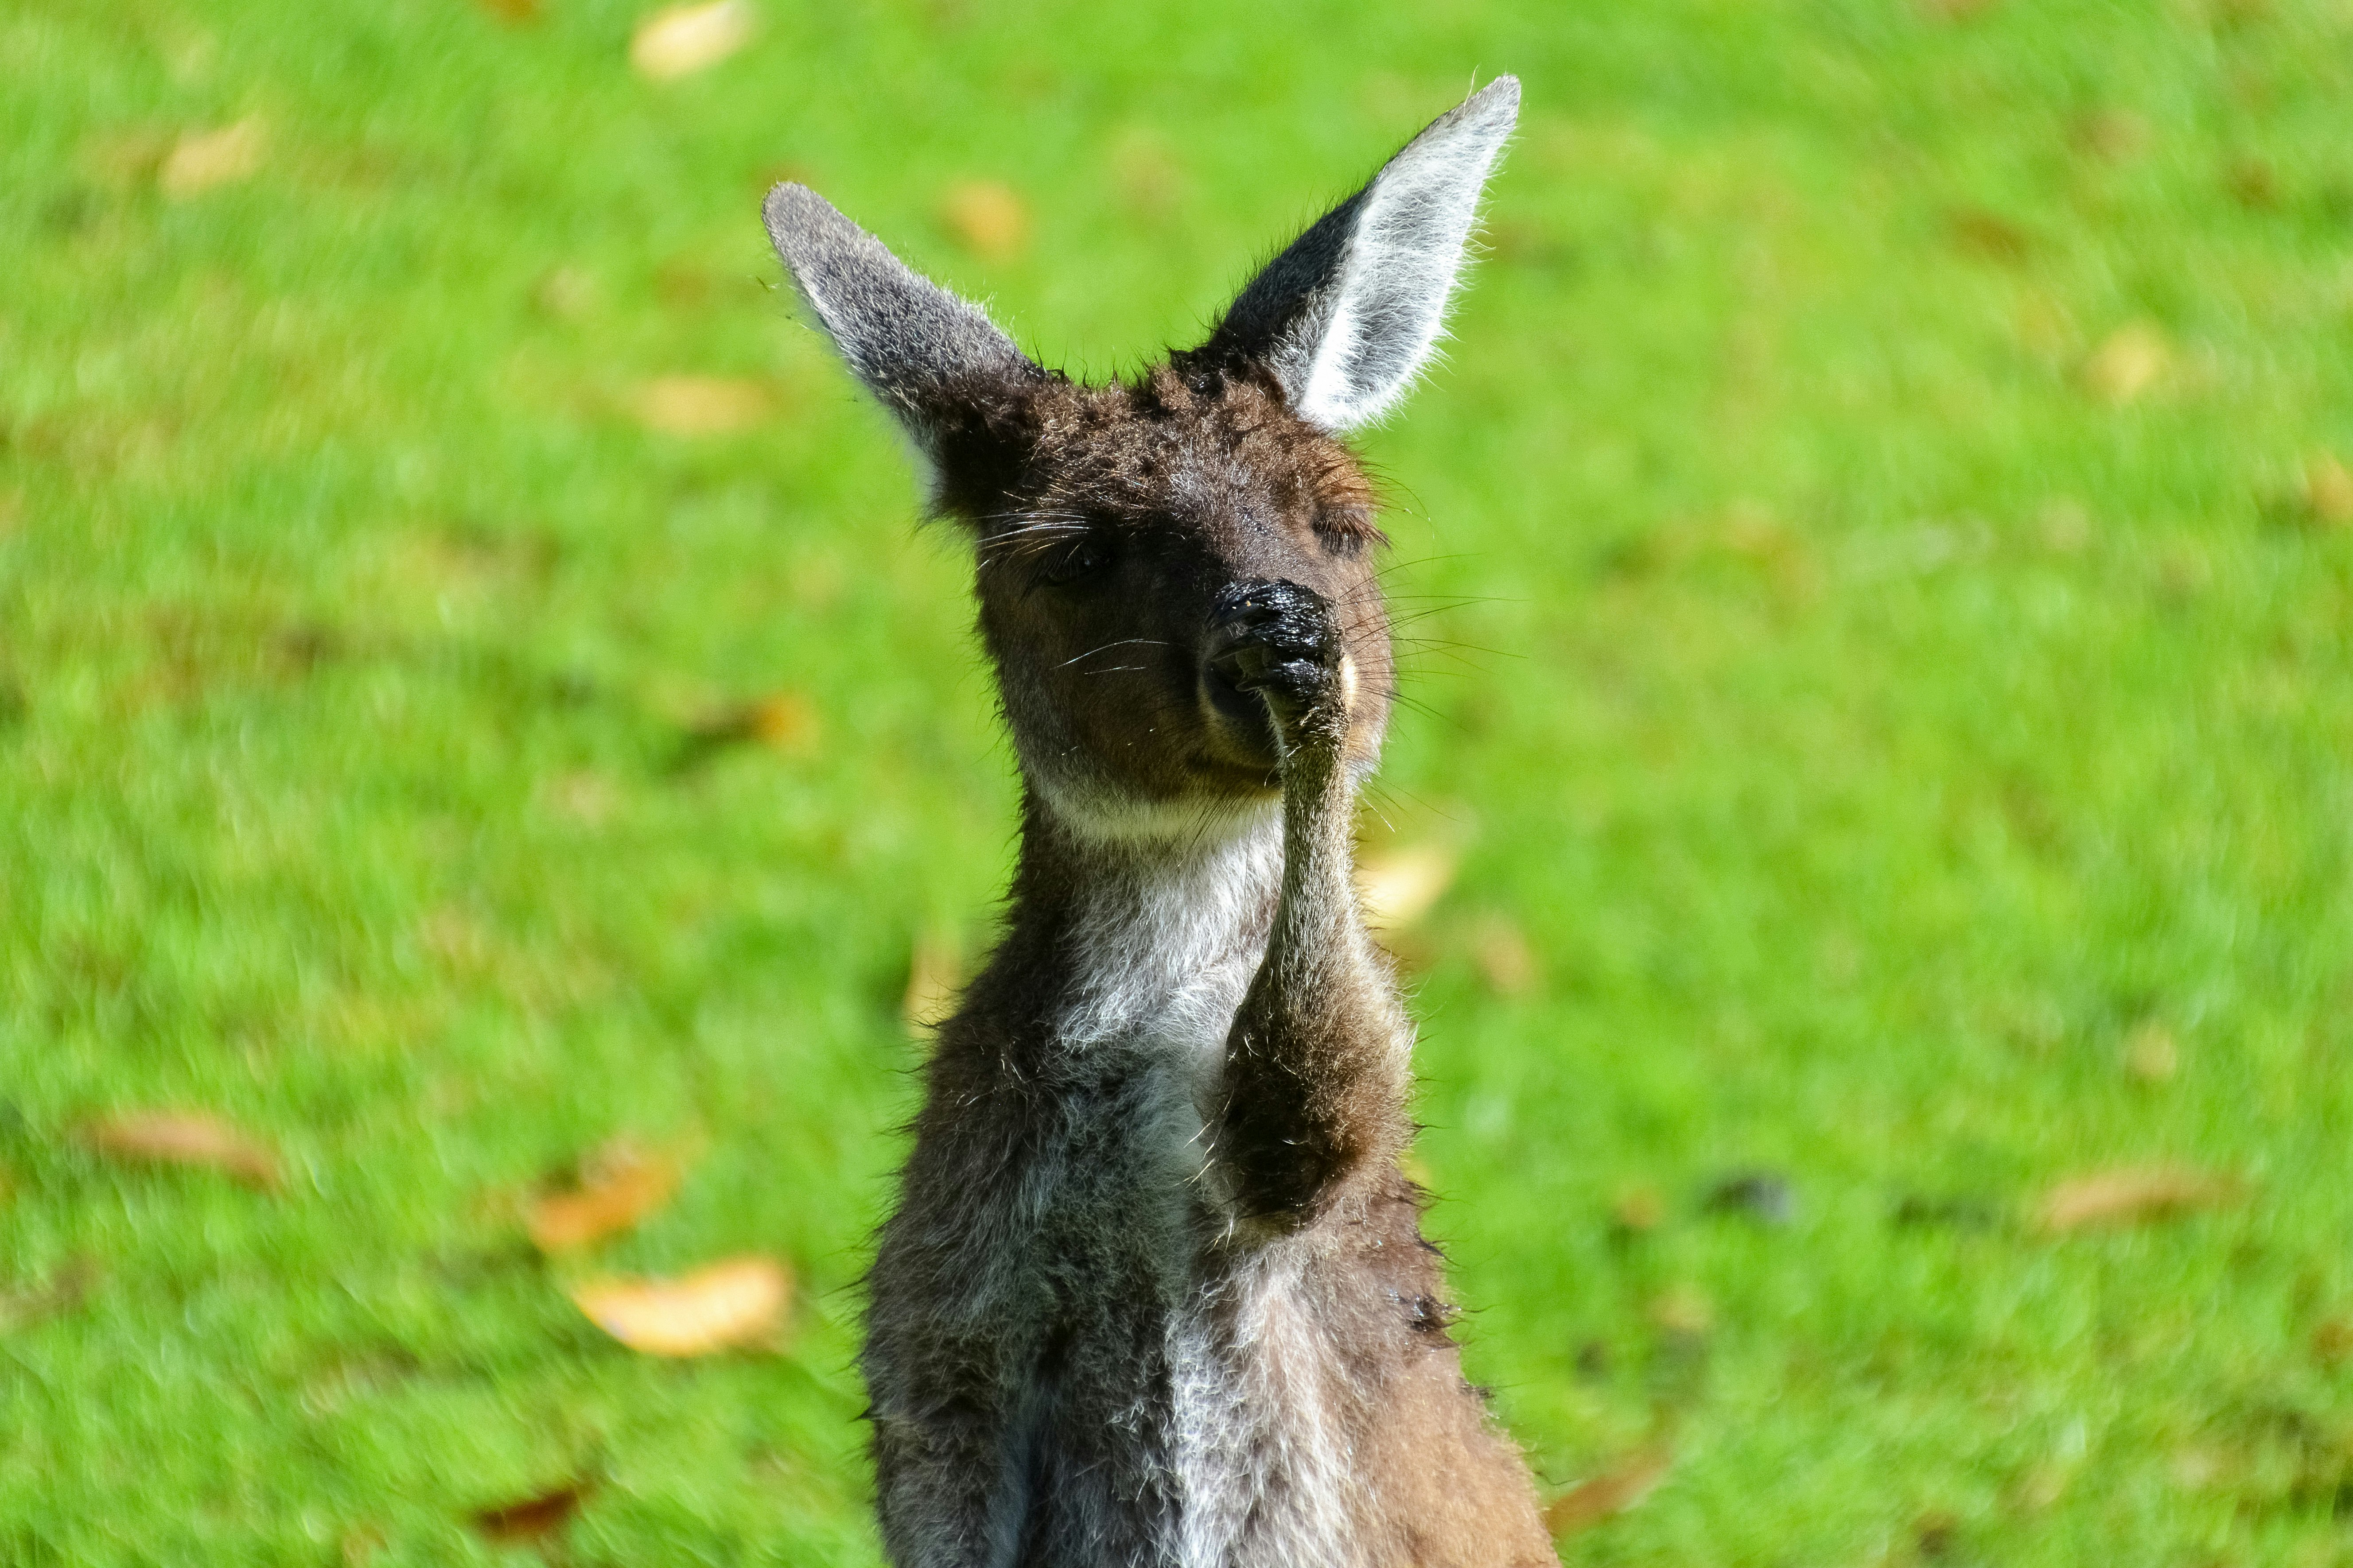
(1202, 580, 1354, 755)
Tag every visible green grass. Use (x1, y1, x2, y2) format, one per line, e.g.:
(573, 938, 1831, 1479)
(6, 0, 2353, 1561)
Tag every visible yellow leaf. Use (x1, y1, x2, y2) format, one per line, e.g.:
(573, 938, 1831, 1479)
(158, 118, 264, 200)
(571, 1255, 791, 1356)
(630, 0, 756, 82)
(2081, 322, 2170, 405)
(1544, 1444, 1674, 1536)
(632, 375, 772, 436)
(2304, 452, 2353, 528)
(2122, 1021, 2178, 1083)
(79, 1110, 280, 1189)
(940, 181, 1030, 262)
(2036, 1165, 2238, 1231)
(902, 930, 963, 1036)
(528, 1142, 680, 1252)
(1354, 845, 1456, 931)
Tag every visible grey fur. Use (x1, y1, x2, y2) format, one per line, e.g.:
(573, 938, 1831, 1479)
(759, 82, 1553, 1568)
(1204, 76, 1519, 431)
(761, 182, 1042, 463)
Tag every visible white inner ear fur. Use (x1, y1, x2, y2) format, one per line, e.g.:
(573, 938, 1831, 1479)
(1291, 89, 1516, 433)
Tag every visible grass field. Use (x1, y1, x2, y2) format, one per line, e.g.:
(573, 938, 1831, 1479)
(7, 0, 2353, 1562)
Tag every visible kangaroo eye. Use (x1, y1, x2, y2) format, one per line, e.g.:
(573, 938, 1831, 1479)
(1040, 537, 1112, 587)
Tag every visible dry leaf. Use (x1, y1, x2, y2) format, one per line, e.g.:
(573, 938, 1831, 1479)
(1354, 845, 1456, 931)
(1544, 1444, 1674, 1535)
(472, 1480, 592, 1544)
(529, 1143, 680, 1252)
(0, 1259, 99, 1335)
(1648, 1285, 1714, 1339)
(158, 117, 264, 200)
(2123, 1021, 2178, 1083)
(2303, 452, 2353, 527)
(79, 1111, 280, 1188)
(571, 1254, 791, 1356)
(1470, 916, 1539, 996)
(1610, 1185, 1665, 1233)
(630, 0, 756, 81)
(2081, 322, 2170, 404)
(903, 930, 963, 1035)
(633, 375, 772, 436)
(940, 180, 1030, 262)
(2036, 1165, 2238, 1231)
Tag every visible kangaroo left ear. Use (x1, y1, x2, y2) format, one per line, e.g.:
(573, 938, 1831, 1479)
(1197, 77, 1519, 433)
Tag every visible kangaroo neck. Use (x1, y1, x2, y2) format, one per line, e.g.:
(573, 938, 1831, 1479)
(993, 789, 1285, 1051)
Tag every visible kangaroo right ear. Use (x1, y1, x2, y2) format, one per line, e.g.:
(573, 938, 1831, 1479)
(762, 183, 1043, 497)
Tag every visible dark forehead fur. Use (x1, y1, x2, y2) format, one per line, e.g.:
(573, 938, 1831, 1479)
(946, 364, 1385, 546)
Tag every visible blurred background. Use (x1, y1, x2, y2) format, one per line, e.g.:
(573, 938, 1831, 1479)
(6, 0, 2353, 1562)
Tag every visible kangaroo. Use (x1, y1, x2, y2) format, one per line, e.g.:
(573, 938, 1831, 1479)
(762, 78, 1552, 1568)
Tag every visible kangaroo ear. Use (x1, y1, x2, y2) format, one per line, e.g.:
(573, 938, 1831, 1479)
(762, 183, 1043, 491)
(1199, 77, 1519, 433)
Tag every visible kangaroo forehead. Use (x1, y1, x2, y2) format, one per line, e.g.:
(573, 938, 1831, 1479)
(1018, 369, 1377, 533)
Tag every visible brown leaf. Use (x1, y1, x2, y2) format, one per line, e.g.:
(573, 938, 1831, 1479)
(571, 1254, 791, 1356)
(2036, 1165, 2239, 1231)
(472, 1480, 593, 1544)
(2123, 1021, 2178, 1083)
(2081, 322, 2170, 404)
(79, 1111, 280, 1188)
(632, 375, 773, 436)
(529, 1143, 680, 1252)
(0, 1259, 100, 1335)
(902, 930, 964, 1036)
(1470, 916, 1539, 996)
(2303, 452, 2353, 528)
(1947, 207, 2033, 264)
(940, 181, 1030, 262)
(1610, 1185, 1665, 1234)
(158, 117, 265, 200)
(1354, 845, 1457, 932)
(1544, 1444, 1674, 1535)
(630, 0, 756, 82)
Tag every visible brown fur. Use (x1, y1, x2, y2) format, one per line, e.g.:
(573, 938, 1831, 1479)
(762, 77, 1551, 1567)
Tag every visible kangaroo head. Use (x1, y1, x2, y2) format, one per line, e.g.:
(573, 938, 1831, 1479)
(764, 79, 1518, 839)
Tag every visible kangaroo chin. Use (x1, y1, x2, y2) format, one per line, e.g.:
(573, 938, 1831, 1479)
(762, 76, 1554, 1568)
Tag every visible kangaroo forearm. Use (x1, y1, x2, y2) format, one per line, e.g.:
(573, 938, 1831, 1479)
(1217, 757, 1412, 1223)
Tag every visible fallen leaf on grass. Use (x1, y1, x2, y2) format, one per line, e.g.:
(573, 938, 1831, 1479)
(158, 118, 265, 200)
(673, 691, 819, 771)
(472, 1479, 594, 1545)
(0, 1259, 99, 1335)
(1470, 916, 1539, 996)
(902, 930, 963, 1036)
(79, 1111, 280, 1188)
(2081, 322, 2171, 404)
(630, 0, 755, 81)
(529, 1143, 680, 1252)
(572, 1255, 791, 1356)
(2036, 1166, 2239, 1231)
(940, 180, 1029, 261)
(1544, 1444, 1674, 1535)
(2123, 1021, 2179, 1083)
(1354, 845, 1456, 931)
(2303, 452, 2353, 528)
(632, 375, 773, 436)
